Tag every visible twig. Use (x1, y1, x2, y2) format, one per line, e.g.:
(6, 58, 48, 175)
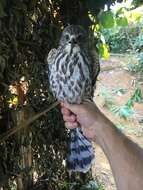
(0, 101, 59, 143)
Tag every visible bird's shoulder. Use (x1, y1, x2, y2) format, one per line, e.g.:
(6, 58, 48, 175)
(47, 48, 57, 64)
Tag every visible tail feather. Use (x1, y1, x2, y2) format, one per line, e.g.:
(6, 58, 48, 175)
(67, 128, 94, 173)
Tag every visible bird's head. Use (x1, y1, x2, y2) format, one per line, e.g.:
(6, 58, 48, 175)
(59, 25, 88, 51)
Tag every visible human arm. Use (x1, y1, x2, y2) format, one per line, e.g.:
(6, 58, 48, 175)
(61, 101, 143, 190)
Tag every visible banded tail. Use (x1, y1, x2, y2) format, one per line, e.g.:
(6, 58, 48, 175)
(67, 128, 94, 173)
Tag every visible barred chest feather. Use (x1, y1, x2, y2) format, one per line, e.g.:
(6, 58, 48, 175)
(49, 45, 92, 104)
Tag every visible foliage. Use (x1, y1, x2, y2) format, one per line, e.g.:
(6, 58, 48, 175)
(109, 104, 133, 119)
(112, 88, 127, 95)
(80, 180, 104, 190)
(127, 87, 142, 106)
(132, 0, 143, 8)
(99, 11, 115, 29)
(100, 4, 143, 54)
(99, 8, 128, 29)
(99, 86, 115, 107)
(101, 9, 143, 74)
(137, 53, 143, 72)
(134, 34, 143, 50)
(126, 31, 143, 73)
(97, 43, 110, 60)
(102, 27, 135, 53)
(100, 86, 142, 119)
(91, 7, 129, 58)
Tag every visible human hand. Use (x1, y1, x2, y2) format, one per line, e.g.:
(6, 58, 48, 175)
(61, 101, 103, 141)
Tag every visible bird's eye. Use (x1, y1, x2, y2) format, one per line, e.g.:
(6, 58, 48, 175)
(65, 34, 69, 40)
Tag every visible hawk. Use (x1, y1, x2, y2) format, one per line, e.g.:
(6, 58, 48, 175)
(47, 25, 100, 173)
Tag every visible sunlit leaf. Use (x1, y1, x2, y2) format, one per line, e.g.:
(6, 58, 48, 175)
(91, 24, 100, 32)
(116, 7, 127, 17)
(88, 12, 96, 23)
(97, 43, 110, 60)
(116, 17, 128, 27)
(100, 34, 106, 44)
(130, 12, 142, 22)
(8, 96, 18, 106)
(8, 96, 18, 107)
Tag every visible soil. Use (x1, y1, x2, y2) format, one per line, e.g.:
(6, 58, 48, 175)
(92, 54, 143, 190)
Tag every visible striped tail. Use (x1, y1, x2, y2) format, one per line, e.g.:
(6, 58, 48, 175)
(67, 128, 94, 173)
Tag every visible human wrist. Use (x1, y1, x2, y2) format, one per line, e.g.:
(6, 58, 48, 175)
(92, 111, 114, 144)
(80, 110, 105, 141)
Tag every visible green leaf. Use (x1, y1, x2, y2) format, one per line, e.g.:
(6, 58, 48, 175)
(126, 99, 133, 108)
(116, 17, 128, 27)
(99, 11, 115, 29)
(116, 7, 127, 17)
(112, 88, 127, 95)
(130, 12, 142, 22)
(97, 43, 110, 60)
(80, 180, 99, 190)
(119, 106, 133, 118)
(131, 87, 142, 103)
(109, 105, 133, 119)
(100, 34, 106, 44)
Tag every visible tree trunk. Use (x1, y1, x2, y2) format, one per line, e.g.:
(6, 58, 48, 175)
(16, 108, 33, 190)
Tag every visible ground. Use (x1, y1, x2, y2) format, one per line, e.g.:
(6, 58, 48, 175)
(92, 54, 143, 190)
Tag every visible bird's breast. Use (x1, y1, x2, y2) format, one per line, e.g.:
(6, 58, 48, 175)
(49, 49, 92, 103)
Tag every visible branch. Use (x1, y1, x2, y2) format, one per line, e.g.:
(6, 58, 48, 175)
(0, 101, 59, 143)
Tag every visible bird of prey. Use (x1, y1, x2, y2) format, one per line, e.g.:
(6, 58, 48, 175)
(47, 25, 100, 173)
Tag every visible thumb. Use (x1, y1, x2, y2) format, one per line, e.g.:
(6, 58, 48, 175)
(61, 102, 80, 114)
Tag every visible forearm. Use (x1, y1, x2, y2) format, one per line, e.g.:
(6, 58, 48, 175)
(94, 114, 143, 190)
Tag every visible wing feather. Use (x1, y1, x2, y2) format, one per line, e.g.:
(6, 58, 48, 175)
(47, 48, 57, 65)
(87, 48, 100, 88)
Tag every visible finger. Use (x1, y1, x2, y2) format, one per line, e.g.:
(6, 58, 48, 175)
(63, 114, 76, 122)
(60, 102, 65, 107)
(62, 102, 81, 114)
(65, 121, 78, 129)
(61, 107, 71, 116)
